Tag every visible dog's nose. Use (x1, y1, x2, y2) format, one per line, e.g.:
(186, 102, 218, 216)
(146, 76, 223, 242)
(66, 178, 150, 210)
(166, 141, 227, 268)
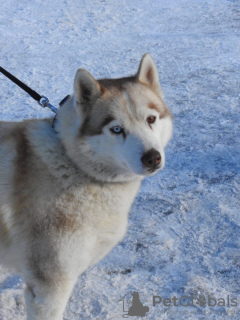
(141, 149, 161, 169)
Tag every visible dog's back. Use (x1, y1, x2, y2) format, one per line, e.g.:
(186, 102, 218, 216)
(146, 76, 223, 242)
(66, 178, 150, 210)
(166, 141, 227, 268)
(0, 119, 58, 269)
(0, 121, 25, 265)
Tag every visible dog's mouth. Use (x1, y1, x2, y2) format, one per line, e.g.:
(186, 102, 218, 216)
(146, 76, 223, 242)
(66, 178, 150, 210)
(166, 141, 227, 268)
(149, 166, 160, 173)
(144, 159, 165, 175)
(144, 166, 161, 175)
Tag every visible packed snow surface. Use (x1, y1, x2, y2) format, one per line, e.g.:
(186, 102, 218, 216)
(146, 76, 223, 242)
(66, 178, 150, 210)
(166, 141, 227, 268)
(0, 0, 239, 319)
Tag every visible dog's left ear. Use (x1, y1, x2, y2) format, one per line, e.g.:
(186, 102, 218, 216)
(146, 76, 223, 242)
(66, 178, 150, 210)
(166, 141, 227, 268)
(136, 53, 164, 99)
(74, 69, 102, 106)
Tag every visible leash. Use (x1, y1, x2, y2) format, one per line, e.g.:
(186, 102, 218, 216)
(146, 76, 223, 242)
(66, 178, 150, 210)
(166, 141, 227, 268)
(0, 66, 58, 114)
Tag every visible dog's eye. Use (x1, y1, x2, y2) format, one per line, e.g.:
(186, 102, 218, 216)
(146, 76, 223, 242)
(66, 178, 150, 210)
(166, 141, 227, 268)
(110, 126, 124, 134)
(147, 116, 156, 124)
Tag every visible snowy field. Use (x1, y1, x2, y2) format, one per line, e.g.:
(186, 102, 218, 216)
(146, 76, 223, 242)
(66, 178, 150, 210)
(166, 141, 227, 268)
(0, 0, 240, 319)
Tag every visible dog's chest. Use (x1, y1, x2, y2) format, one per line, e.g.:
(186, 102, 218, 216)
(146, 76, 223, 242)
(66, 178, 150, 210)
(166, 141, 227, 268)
(56, 179, 141, 266)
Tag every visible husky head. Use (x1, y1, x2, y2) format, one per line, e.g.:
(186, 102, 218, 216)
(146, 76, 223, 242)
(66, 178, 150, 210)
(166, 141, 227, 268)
(58, 53, 173, 182)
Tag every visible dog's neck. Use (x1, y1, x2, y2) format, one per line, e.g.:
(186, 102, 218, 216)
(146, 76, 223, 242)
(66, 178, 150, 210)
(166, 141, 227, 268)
(27, 118, 83, 189)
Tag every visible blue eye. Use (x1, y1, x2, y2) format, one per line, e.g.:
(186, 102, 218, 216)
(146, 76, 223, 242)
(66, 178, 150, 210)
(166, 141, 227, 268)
(110, 126, 123, 134)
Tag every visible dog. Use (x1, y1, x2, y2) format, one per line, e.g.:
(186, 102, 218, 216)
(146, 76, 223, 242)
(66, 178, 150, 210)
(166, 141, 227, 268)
(0, 53, 173, 319)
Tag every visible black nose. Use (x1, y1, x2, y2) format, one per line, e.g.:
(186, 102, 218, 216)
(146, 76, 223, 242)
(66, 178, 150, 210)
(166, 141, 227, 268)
(141, 149, 161, 169)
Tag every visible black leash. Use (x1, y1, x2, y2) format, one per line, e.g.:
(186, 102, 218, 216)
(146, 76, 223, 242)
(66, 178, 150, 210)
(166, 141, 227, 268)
(0, 66, 58, 114)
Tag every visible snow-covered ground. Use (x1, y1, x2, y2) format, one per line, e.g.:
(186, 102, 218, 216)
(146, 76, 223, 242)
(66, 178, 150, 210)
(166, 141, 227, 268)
(0, 0, 239, 319)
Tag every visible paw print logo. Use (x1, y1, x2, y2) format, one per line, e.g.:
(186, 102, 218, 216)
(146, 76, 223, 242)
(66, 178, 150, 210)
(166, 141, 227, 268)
(196, 295, 206, 307)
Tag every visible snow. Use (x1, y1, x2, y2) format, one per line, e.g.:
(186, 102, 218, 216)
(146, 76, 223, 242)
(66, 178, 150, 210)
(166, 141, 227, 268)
(0, 0, 239, 319)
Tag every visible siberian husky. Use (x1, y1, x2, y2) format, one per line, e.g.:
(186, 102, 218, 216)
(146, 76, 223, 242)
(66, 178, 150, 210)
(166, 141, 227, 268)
(0, 53, 173, 319)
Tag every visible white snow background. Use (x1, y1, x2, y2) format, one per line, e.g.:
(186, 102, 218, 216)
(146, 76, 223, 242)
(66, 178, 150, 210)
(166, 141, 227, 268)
(0, 0, 240, 319)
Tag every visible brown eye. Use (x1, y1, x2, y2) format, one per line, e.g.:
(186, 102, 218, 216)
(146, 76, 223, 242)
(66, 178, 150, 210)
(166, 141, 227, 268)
(147, 116, 156, 124)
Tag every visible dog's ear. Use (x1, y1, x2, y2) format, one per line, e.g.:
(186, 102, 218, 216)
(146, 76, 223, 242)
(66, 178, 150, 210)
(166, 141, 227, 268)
(136, 53, 164, 98)
(74, 69, 102, 105)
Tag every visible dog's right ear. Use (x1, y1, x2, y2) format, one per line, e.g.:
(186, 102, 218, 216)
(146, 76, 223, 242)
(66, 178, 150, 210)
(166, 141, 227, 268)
(74, 69, 102, 105)
(136, 53, 164, 99)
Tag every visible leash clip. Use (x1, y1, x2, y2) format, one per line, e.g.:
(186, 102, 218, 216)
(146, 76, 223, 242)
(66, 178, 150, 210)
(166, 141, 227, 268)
(39, 96, 58, 114)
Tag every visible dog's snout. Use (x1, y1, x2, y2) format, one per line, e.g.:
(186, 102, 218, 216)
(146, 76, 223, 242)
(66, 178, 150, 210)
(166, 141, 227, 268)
(141, 149, 161, 169)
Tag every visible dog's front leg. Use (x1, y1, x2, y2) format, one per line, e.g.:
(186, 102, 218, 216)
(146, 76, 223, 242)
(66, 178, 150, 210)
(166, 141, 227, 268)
(24, 276, 76, 320)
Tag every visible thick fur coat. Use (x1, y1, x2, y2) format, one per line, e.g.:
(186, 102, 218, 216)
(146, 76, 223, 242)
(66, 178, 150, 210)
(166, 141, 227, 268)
(0, 53, 173, 319)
